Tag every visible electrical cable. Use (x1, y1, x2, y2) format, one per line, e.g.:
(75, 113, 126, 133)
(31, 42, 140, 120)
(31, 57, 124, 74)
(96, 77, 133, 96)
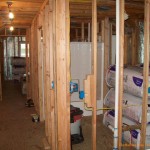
(83, 100, 141, 111)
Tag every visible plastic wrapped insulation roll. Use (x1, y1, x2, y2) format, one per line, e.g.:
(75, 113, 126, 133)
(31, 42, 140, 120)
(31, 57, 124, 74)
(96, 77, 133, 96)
(106, 65, 150, 98)
(104, 88, 150, 123)
(103, 110, 150, 150)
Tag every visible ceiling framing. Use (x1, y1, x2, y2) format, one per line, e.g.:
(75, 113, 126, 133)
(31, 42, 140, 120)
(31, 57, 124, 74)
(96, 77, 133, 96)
(0, 0, 144, 29)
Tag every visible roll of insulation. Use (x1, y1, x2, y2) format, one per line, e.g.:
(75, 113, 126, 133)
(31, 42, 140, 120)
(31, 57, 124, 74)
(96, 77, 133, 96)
(104, 88, 150, 123)
(103, 110, 150, 150)
(106, 65, 150, 98)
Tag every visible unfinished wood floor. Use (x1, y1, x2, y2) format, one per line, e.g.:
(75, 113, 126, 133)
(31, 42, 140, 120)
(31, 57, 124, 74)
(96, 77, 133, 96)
(73, 116, 136, 150)
(0, 81, 45, 150)
(72, 116, 113, 150)
(0, 81, 135, 150)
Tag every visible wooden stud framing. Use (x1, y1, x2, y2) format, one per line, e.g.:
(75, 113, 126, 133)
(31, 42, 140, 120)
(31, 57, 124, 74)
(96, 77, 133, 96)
(0, 40, 2, 101)
(49, 0, 57, 149)
(109, 23, 112, 65)
(140, 0, 150, 149)
(0, 64, 1, 100)
(55, 0, 70, 149)
(26, 28, 32, 100)
(91, 0, 97, 149)
(75, 29, 78, 41)
(30, 17, 40, 115)
(37, 11, 45, 122)
(118, 0, 124, 149)
(42, 6, 49, 138)
(88, 22, 91, 42)
(81, 22, 85, 41)
(44, 5, 52, 145)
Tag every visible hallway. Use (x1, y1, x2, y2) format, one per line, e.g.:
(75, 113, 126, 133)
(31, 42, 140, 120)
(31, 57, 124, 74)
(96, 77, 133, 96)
(0, 81, 45, 150)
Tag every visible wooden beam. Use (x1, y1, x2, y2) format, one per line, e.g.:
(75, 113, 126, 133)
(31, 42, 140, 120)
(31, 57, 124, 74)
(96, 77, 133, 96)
(49, 0, 57, 149)
(45, 5, 52, 145)
(122, 124, 141, 131)
(75, 29, 78, 41)
(81, 22, 84, 41)
(109, 23, 112, 64)
(140, 0, 150, 149)
(26, 28, 32, 100)
(118, 0, 124, 149)
(0, 43, 2, 101)
(37, 11, 45, 122)
(32, 0, 49, 24)
(55, 0, 70, 149)
(40, 0, 49, 12)
(88, 22, 91, 42)
(92, 0, 97, 149)
(42, 6, 48, 138)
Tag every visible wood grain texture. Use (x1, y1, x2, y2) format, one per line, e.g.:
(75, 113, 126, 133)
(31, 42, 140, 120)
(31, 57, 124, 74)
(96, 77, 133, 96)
(118, 0, 124, 149)
(140, 0, 150, 149)
(55, 0, 70, 149)
(92, 0, 97, 149)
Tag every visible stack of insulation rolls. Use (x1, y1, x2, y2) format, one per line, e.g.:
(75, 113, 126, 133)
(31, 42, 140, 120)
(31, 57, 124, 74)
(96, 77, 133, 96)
(103, 65, 150, 149)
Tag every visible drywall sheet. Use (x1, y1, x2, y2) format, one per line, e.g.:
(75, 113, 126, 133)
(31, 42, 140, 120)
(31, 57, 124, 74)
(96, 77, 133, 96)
(70, 42, 103, 116)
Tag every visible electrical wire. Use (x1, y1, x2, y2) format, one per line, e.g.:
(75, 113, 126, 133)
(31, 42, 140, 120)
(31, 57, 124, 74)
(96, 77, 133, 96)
(83, 100, 141, 111)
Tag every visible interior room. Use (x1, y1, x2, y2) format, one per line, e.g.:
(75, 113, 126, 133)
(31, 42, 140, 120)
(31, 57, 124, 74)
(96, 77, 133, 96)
(0, 0, 149, 150)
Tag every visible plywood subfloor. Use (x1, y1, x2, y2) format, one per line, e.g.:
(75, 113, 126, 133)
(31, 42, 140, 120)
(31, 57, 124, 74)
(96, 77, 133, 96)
(0, 81, 45, 150)
(0, 81, 135, 150)
(72, 115, 113, 150)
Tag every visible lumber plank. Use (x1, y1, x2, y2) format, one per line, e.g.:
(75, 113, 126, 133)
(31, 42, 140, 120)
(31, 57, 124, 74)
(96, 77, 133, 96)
(88, 22, 91, 42)
(42, 6, 48, 137)
(48, 0, 57, 149)
(44, 5, 52, 145)
(122, 124, 141, 131)
(140, 0, 150, 149)
(109, 23, 112, 64)
(118, 0, 124, 149)
(81, 22, 85, 41)
(91, 0, 97, 149)
(55, 0, 70, 149)
(51, 0, 57, 149)
(37, 11, 45, 122)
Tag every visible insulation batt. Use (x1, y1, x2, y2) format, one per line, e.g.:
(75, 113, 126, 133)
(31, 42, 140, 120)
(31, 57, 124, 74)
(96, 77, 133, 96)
(103, 110, 150, 149)
(104, 88, 150, 123)
(106, 65, 150, 98)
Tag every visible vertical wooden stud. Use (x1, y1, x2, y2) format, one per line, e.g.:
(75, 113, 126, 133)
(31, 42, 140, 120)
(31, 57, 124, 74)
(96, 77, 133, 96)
(55, 0, 70, 149)
(118, 0, 124, 149)
(109, 23, 112, 65)
(37, 11, 45, 122)
(81, 22, 85, 41)
(75, 29, 78, 41)
(140, 0, 150, 149)
(49, 0, 57, 149)
(88, 22, 91, 42)
(92, 0, 97, 149)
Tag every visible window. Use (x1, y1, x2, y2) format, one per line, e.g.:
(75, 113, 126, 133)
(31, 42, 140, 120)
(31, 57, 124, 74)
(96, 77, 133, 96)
(20, 43, 26, 57)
